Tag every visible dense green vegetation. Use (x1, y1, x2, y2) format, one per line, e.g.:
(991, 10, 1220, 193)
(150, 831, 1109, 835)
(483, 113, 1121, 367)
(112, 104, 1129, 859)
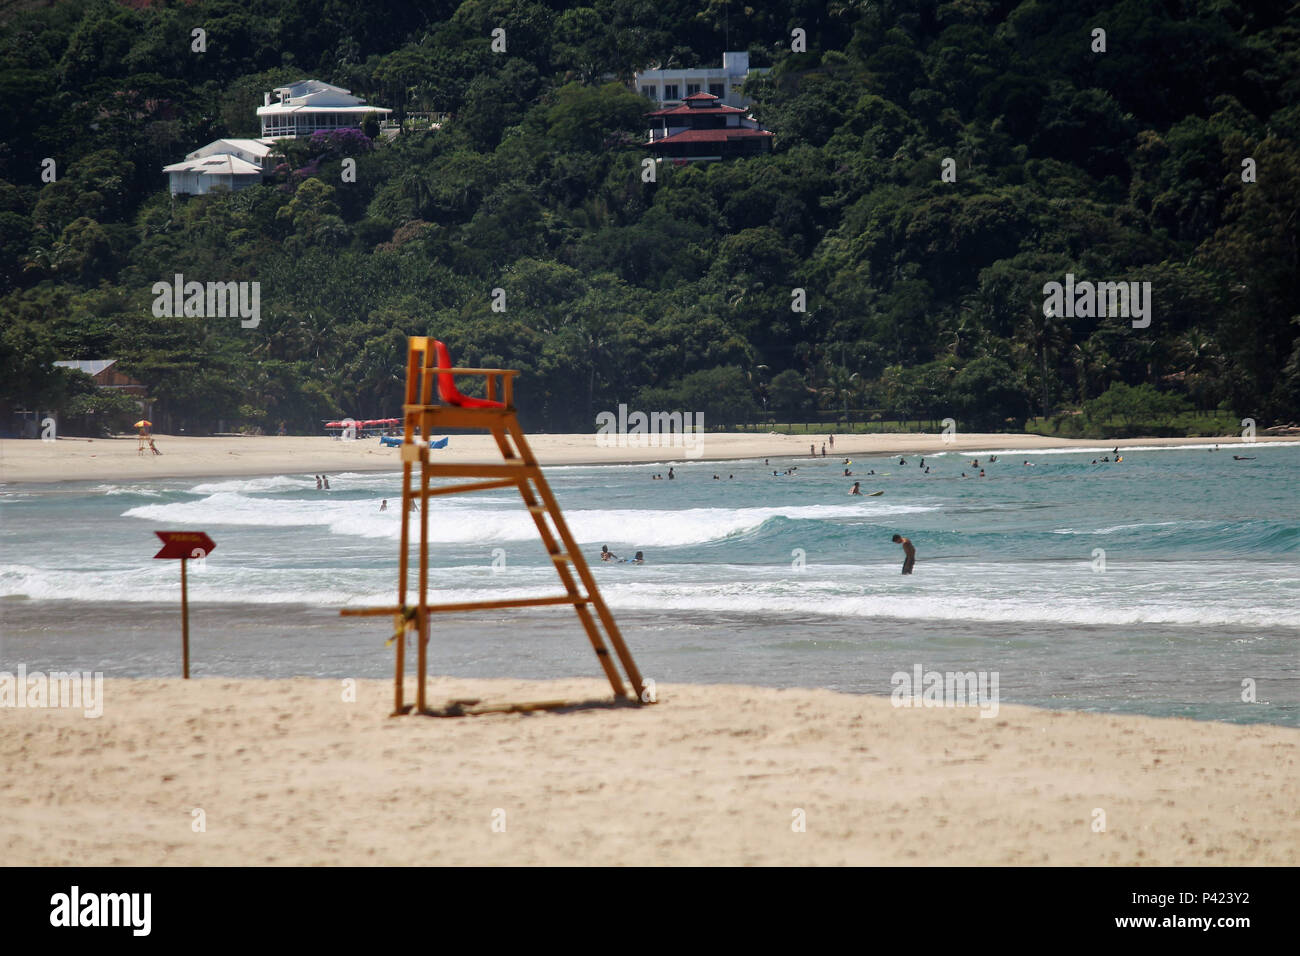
(1, 0, 1297, 436)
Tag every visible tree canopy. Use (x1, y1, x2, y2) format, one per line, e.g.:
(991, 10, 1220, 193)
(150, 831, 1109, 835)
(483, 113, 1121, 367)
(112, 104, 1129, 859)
(1, 0, 1297, 435)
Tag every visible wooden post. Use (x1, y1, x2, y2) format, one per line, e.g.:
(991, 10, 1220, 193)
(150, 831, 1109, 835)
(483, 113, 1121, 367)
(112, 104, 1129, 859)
(180, 557, 190, 679)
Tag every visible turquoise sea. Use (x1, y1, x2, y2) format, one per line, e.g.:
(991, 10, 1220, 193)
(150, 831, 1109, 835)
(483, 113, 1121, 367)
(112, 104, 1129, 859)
(2, 441, 1297, 725)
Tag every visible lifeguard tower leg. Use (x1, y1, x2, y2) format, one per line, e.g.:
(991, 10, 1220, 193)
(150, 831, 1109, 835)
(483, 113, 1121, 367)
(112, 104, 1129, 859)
(497, 420, 648, 700)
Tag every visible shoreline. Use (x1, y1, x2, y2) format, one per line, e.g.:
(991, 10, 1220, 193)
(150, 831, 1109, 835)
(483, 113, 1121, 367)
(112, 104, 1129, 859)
(2, 676, 1295, 865)
(3, 432, 1293, 485)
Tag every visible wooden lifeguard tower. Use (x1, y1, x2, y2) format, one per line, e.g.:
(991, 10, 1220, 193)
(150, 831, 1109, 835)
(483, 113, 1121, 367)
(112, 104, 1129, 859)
(342, 337, 650, 716)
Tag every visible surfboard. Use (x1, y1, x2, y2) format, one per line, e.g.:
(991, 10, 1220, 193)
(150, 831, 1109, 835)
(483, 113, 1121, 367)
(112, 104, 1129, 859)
(867, 490, 884, 496)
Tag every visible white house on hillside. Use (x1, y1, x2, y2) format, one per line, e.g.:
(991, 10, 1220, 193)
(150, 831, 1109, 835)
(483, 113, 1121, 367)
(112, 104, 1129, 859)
(163, 80, 391, 195)
(163, 139, 276, 196)
(634, 52, 770, 110)
(256, 79, 391, 138)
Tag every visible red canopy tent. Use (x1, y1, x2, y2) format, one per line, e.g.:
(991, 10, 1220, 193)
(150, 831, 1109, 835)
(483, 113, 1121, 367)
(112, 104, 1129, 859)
(323, 418, 400, 434)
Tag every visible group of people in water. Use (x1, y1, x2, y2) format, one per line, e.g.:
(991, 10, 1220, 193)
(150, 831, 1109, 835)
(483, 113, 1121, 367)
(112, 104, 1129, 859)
(600, 545, 644, 565)
(360, 437, 1250, 577)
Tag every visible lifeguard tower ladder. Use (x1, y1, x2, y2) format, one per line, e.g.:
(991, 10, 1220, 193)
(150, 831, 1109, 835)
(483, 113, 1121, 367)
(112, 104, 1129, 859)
(341, 337, 650, 716)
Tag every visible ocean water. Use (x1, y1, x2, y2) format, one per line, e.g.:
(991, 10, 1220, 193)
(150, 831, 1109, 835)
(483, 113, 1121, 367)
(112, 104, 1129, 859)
(2, 442, 1297, 725)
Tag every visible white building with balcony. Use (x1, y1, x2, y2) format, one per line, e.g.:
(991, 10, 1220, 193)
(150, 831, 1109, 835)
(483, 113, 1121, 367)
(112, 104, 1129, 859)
(163, 80, 392, 195)
(633, 52, 769, 110)
(256, 79, 391, 139)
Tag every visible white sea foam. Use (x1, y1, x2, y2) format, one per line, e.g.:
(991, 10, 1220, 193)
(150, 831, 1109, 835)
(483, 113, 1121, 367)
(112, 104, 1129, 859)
(121, 497, 938, 546)
(594, 577, 1300, 628)
(1051, 521, 1187, 535)
(7, 558, 1296, 628)
(964, 441, 1299, 457)
(92, 484, 162, 497)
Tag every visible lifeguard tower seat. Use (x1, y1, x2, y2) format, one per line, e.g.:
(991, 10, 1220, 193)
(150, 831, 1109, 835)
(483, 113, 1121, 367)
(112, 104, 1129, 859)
(433, 339, 504, 409)
(341, 336, 649, 716)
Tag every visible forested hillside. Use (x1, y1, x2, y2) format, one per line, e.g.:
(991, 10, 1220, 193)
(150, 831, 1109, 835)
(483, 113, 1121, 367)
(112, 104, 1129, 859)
(1, 0, 1297, 435)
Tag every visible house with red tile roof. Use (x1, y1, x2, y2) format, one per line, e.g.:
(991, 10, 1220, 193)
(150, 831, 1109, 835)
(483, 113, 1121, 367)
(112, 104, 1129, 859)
(645, 92, 773, 164)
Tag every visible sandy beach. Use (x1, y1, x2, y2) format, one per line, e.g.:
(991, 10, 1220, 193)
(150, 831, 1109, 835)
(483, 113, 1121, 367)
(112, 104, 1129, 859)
(1, 677, 1295, 866)
(3, 432, 1289, 484)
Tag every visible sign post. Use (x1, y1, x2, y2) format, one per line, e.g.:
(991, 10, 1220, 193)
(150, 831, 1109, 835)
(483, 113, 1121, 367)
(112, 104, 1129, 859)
(153, 531, 216, 679)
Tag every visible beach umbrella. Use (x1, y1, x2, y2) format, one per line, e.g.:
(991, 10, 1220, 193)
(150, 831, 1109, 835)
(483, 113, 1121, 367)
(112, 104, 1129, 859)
(134, 420, 152, 428)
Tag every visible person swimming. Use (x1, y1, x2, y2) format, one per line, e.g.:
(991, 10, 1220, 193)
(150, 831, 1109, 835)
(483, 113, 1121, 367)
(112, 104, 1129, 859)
(622, 551, 644, 564)
(849, 481, 861, 495)
(379, 499, 388, 511)
(1233, 455, 1256, 460)
(844, 468, 853, 476)
(600, 545, 618, 562)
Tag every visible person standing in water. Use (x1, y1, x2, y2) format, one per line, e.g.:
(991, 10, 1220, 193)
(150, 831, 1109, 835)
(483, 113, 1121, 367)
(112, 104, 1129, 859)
(892, 534, 916, 574)
(668, 467, 675, 480)
(380, 499, 388, 512)
(849, 481, 862, 495)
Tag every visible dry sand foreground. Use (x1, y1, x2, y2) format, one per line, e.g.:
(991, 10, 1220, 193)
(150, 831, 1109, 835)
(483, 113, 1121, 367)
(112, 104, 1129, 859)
(2, 678, 1295, 866)
(3, 432, 1289, 484)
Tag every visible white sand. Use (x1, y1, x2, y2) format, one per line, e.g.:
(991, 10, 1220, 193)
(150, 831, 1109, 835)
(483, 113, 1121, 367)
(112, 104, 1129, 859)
(3, 432, 1284, 484)
(1, 678, 1295, 866)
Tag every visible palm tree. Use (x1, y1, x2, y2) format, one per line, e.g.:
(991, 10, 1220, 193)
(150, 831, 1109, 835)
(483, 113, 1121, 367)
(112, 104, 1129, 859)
(1173, 328, 1223, 410)
(956, 128, 982, 172)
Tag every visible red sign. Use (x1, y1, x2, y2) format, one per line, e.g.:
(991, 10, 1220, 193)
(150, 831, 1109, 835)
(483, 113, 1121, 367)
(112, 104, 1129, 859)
(153, 531, 216, 560)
